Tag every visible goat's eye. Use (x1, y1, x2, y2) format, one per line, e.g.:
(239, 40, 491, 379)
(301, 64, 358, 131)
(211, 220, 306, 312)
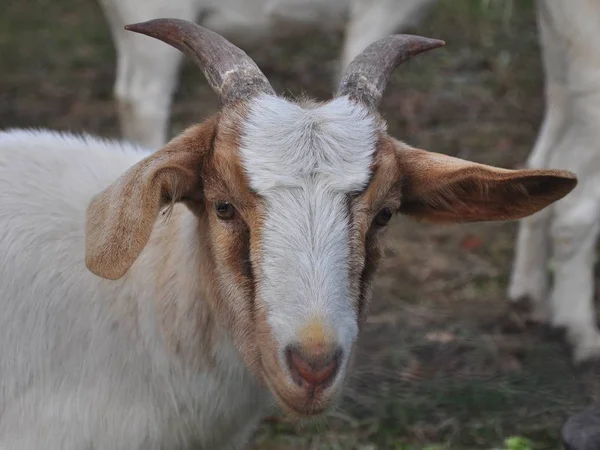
(374, 207, 393, 227)
(215, 202, 235, 220)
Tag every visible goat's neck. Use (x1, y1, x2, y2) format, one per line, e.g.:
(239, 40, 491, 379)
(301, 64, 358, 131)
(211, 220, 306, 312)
(122, 205, 270, 427)
(131, 204, 230, 373)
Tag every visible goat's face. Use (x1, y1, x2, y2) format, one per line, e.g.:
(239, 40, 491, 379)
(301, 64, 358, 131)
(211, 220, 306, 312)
(84, 18, 578, 419)
(84, 94, 577, 416)
(200, 96, 393, 415)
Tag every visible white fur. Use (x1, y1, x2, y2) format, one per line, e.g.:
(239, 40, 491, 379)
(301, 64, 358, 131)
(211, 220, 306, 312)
(0, 129, 270, 449)
(240, 95, 381, 372)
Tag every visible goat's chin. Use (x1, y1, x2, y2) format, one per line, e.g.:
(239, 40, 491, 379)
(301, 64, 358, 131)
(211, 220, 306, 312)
(277, 398, 334, 419)
(264, 375, 340, 418)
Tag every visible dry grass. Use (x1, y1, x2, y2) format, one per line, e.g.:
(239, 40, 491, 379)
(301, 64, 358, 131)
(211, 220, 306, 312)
(1, 0, 599, 448)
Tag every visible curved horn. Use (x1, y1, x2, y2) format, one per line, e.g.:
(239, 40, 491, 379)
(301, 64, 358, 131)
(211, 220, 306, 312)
(336, 35, 445, 110)
(124, 18, 275, 105)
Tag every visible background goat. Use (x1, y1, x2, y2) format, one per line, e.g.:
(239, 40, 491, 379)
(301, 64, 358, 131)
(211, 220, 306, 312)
(0, 16, 575, 449)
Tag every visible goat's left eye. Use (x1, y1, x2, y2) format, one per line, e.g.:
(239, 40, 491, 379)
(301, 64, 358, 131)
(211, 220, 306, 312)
(215, 202, 236, 220)
(373, 207, 393, 227)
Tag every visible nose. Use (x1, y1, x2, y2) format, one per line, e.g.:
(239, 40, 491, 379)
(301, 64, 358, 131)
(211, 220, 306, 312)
(285, 345, 341, 389)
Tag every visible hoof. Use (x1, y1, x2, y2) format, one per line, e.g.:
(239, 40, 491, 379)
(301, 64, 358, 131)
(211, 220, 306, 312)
(571, 333, 600, 366)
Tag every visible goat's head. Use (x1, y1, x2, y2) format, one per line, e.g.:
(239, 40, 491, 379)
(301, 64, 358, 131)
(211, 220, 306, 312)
(84, 19, 577, 417)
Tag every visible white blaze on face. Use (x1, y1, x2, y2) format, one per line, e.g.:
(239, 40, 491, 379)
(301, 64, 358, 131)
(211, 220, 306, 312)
(240, 95, 381, 359)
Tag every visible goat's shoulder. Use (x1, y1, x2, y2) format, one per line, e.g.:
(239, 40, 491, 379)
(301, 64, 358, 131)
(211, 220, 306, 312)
(0, 128, 149, 223)
(0, 128, 149, 180)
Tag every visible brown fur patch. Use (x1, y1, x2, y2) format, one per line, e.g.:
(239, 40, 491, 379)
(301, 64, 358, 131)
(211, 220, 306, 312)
(344, 135, 577, 330)
(297, 316, 335, 353)
(389, 137, 577, 223)
(85, 117, 218, 280)
(196, 104, 268, 376)
(144, 104, 266, 373)
(347, 134, 404, 325)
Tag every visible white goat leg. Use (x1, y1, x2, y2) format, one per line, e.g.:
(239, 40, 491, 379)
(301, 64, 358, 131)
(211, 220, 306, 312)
(535, 0, 600, 363)
(550, 192, 600, 363)
(99, 0, 202, 149)
(548, 94, 600, 363)
(507, 0, 569, 323)
(511, 0, 600, 362)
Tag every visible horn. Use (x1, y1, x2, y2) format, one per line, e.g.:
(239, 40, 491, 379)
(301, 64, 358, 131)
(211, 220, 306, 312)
(125, 18, 275, 105)
(336, 35, 445, 110)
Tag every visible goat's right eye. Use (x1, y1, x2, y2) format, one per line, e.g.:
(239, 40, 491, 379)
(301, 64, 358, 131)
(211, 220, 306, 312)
(215, 202, 236, 220)
(373, 207, 393, 227)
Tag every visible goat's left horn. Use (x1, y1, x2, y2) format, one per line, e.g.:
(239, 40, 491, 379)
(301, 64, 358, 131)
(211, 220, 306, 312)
(336, 35, 445, 110)
(124, 18, 275, 105)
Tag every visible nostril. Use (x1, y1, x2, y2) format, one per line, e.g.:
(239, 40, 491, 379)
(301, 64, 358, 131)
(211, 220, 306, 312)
(286, 346, 341, 388)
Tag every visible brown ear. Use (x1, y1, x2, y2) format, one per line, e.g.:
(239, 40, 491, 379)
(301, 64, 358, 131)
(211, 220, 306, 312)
(394, 143, 577, 223)
(85, 119, 216, 280)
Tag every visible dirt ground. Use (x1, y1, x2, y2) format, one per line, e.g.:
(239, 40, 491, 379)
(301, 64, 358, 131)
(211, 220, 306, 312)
(2, 0, 599, 448)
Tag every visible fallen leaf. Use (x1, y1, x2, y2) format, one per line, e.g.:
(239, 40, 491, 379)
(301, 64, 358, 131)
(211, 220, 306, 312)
(425, 331, 457, 343)
(460, 234, 484, 251)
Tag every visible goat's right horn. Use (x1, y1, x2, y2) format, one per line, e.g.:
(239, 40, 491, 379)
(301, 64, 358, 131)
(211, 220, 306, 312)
(336, 35, 445, 110)
(124, 18, 275, 105)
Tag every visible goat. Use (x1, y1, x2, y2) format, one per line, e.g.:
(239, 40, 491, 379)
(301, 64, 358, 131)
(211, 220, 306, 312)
(0, 18, 576, 449)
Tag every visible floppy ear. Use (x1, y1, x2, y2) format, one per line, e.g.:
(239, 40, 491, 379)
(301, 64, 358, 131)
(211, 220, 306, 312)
(85, 119, 216, 280)
(394, 142, 577, 223)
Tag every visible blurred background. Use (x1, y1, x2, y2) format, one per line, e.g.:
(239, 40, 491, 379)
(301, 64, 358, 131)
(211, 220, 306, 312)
(1, 0, 598, 448)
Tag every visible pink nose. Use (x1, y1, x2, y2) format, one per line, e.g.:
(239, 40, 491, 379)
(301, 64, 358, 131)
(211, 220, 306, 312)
(286, 346, 341, 388)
